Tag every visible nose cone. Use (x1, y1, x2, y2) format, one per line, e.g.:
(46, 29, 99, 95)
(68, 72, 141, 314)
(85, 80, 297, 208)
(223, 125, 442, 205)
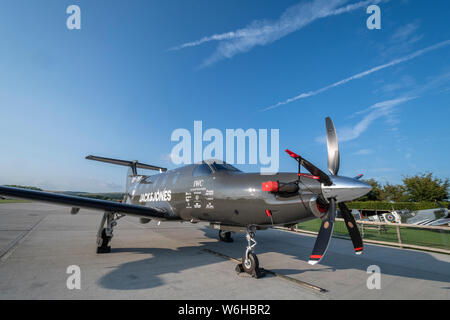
(321, 176, 372, 203)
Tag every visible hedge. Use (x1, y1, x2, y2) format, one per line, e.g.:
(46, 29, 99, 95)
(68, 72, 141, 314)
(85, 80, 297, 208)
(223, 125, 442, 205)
(346, 201, 448, 211)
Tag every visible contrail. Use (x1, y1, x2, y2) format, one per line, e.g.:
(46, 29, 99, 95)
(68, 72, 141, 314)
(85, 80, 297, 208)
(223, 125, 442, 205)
(262, 39, 450, 111)
(167, 31, 243, 51)
(168, 0, 380, 67)
(168, 0, 375, 51)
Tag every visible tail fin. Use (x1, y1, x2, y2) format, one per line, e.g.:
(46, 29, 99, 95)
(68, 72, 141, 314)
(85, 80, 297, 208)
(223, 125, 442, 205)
(125, 167, 141, 196)
(86, 155, 167, 197)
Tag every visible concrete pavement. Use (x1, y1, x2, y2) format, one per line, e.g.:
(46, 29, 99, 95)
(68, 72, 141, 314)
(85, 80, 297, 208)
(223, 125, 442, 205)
(0, 202, 448, 299)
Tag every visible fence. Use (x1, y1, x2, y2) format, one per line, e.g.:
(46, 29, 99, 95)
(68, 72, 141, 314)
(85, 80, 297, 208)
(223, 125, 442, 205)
(279, 218, 450, 254)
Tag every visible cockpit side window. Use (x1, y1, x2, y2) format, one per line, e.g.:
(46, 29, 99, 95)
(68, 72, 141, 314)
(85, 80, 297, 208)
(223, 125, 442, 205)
(193, 163, 212, 177)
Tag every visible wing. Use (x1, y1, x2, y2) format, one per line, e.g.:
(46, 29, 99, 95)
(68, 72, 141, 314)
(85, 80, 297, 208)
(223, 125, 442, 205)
(0, 185, 172, 220)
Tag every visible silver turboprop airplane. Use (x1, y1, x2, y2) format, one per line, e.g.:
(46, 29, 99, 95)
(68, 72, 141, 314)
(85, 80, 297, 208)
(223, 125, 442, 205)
(0, 117, 371, 278)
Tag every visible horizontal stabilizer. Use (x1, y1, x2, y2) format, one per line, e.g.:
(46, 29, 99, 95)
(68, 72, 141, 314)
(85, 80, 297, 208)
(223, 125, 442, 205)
(86, 155, 167, 174)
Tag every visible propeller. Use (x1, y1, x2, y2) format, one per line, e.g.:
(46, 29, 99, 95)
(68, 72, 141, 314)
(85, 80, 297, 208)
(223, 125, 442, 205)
(285, 117, 371, 265)
(309, 117, 365, 264)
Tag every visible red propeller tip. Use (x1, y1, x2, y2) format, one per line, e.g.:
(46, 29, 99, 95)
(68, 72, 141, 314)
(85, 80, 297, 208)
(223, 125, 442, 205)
(285, 149, 300, 158)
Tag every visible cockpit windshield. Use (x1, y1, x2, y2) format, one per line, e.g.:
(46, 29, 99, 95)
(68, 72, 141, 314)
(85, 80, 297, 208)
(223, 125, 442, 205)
(211, 162, 241, 172)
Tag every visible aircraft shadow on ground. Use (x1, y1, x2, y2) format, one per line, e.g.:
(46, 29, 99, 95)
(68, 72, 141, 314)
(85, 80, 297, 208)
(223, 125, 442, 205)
(98, 227, 450, 291)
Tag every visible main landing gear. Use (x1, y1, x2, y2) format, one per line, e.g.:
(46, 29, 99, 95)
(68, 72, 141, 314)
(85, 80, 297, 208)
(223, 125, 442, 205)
(235, 226, 265, 278)
(96, 211, 124, 254)
(218, 230, 233, 242)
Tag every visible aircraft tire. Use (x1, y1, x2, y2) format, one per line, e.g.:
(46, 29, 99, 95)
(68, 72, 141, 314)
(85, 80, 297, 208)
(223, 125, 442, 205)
(96, 228, 111, 254)
(242, 252, 259, 274)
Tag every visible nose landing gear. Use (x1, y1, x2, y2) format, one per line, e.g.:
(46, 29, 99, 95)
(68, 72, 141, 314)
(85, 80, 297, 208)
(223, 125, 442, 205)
(236, 226, 265, 278)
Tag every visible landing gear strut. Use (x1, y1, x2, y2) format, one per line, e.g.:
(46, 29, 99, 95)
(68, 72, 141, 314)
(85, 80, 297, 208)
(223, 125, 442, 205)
(218, 230, 233, 242)
(96, 211, 124, 254)
(235, 226, 265, 278)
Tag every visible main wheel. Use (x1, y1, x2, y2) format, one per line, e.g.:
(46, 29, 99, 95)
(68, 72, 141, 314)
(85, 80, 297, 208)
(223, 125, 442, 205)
(242, 252, 259, 274)
(96, 228, 111, 254)
(219, 230, 233, 242)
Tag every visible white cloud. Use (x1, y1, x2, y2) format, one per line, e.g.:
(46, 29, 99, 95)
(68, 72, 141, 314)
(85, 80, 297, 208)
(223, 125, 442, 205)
(339, 97, 416, 141)
(390, 21, 421, 43)
(169, 0, 380, 67)
(378, 75, 416, 94)
(263, 39, 450, 110)
(315, 96, 416, 144)
(378, 20, 423, 59)
(353, 148, 374, 155)
(160, 153, 173, 162)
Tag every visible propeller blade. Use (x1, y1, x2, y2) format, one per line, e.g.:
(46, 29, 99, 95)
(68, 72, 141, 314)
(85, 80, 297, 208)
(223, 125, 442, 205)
(325, 117, 340, 176)
(339, 203, 363, 255)
(285, 149, 332, 186)
(308, 198, 336, 265)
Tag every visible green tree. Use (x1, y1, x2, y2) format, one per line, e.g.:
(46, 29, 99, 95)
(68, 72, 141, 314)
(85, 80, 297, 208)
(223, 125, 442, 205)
(402, 173, 449, 202)
(5, 185, 42, 191)
(381, 183, 407, 202)
(357, 178, 382, 201)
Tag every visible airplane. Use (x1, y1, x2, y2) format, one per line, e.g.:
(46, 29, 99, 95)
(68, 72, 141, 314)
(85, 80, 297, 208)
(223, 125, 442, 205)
(0, 117, 372, 278)
(358, 202, 450, 226)
(405, 202, 450, 226)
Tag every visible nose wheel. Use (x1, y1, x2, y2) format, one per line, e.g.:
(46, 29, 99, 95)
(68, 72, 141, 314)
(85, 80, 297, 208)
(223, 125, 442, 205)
(235, 226, 265, 278)
(242, 251, 259, 274)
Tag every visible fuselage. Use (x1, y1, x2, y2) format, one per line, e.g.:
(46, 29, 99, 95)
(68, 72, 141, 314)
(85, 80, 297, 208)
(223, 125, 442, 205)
(124, 161, 322, 227)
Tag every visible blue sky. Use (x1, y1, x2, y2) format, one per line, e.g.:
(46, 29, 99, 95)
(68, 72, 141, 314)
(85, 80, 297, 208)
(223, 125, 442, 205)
(0, 0, 449, 192)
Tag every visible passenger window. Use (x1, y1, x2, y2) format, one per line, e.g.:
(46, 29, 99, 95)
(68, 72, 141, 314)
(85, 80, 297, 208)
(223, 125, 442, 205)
(193, 164, 212, 177)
